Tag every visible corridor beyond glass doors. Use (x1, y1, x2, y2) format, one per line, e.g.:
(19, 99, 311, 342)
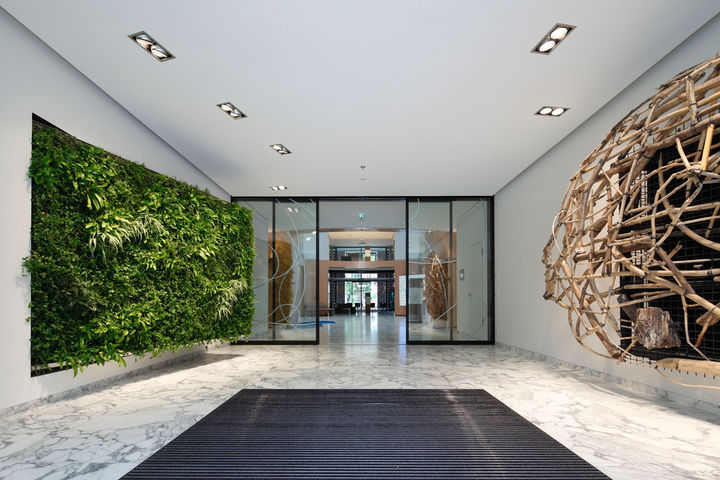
(320, 199, 406, 344)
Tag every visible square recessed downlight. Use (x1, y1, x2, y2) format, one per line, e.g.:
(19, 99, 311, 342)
(129, 31, 175, 61)
(217, 102, 247, 119)
(531, 23, 575, 55)
(270, 144, 291, 155)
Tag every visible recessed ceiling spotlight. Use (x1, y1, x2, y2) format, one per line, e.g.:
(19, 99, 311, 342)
(538, 40, 556, 53)
(269, 185, 288, 191)
(270, 144, 291, 155)
(129, 31, 175, 62)
(531, 23, 575, 55)
(217, 102, 247, 119)
(536, 106, 568, 117)
(550, 26, 570, 40)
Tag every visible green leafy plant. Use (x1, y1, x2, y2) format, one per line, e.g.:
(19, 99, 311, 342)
(24, 122, 255, 375)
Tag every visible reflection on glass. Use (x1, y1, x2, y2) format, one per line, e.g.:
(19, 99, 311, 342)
(408, 199, 492, 342)
(270, 199, 317, 341)
(453, 200, 490, 341)
(408, 200, 453, 341)
(235, 200, 272, 341)
(236, 197, 489, 344)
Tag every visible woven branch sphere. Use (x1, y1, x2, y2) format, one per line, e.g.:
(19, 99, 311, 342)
(542, 52, 720, 381)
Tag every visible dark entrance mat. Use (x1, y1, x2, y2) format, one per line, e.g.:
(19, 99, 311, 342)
(123, 389, 608, 479)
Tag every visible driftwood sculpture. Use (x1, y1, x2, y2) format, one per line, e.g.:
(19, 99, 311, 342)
(543, 52, 720, 386)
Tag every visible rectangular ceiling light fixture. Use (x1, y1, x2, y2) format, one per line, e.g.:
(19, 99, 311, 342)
(536, 106, 568, 117)
(129, 31, 175, 61)
(217, 102, 247, 119)
(270, 144, 291, 155)
(531, 23, 575, 54)
(269, 185, 288, 191)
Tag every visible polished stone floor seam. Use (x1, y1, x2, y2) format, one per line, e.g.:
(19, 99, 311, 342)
(0, 344, 718, 479)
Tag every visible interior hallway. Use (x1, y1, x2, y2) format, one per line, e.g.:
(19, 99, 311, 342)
(0, 344, 718, 480)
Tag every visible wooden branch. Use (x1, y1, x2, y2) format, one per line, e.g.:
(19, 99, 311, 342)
(656, 358, 720, 376)
(701, 123, 715, 170)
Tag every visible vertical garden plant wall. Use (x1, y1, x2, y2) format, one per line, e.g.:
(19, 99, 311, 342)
(24, 121, 254, 374)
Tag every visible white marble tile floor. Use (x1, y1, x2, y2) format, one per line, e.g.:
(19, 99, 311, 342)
(0, 344, 718, 479)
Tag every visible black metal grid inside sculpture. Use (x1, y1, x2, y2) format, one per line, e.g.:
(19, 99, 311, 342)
(620, 141, 720, 362)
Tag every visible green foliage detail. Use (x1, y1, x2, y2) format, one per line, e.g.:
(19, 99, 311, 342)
(24, 123, 254, 375)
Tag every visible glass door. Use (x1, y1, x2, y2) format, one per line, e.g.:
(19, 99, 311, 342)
(407, 199, 453, 341)
(272, 199, 318, 341)
(235, 196, 491, 345)
(235, 198, 318, 343)
(453, 200, 491, 341)
(406, 198, 493, 343)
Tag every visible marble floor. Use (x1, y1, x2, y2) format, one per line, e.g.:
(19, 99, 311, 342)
(0, 344, 719, 479)
(254, 311, 487, 344)
(322, 312, 405, 344)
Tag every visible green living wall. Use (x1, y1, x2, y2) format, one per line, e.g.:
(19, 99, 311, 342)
(24, 122, 254, 374)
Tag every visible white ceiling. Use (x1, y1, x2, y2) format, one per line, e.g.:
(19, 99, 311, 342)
(328, 231, 395, 247)
(3, 1, 719, 197)
(320, 200, 404, 229)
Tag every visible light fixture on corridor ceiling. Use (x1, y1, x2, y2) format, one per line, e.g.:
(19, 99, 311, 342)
(270, 144, 291, 155)
(128, 31, 175, 61)
(531, 23, 575, 55)
(217, 102, 247, 119)
(269, 185, 288, 191)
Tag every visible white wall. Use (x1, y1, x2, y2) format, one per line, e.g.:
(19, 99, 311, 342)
(0, 8, 230, 411)
(496, 14, 720, 407)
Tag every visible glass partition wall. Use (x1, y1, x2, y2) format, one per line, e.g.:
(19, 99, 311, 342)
(407, 198, 493, 343)
(233, 197, 492, 345)
(234, 198, 318, 343)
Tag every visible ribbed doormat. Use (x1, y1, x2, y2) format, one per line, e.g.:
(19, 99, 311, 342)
(123, 389, 608, 479)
